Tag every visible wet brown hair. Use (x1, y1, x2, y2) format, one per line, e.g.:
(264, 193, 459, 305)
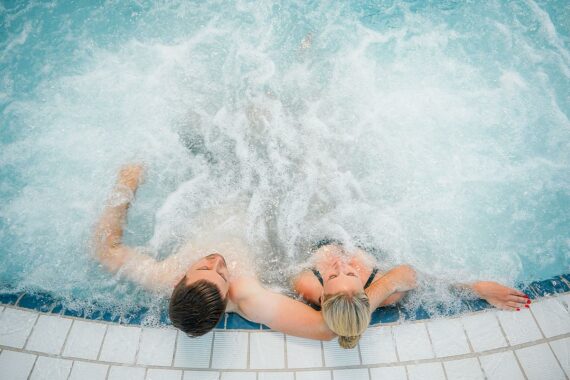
(169, 278, 228, 336)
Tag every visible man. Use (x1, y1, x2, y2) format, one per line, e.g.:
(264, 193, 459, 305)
(93, 164, 414, 339)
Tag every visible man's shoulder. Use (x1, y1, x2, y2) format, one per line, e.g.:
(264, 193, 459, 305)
(228, 275, 264, 302)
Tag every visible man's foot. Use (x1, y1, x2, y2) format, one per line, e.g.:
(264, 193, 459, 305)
(472, 281, 530, 311)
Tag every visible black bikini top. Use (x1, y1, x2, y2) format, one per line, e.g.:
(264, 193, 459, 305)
(311, 267, 379, 289)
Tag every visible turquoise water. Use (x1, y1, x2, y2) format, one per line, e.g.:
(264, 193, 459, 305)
(1, 0, 569, 315)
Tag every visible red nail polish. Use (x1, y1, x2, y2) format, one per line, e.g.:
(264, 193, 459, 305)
(527, 300, 531, 304)
(524, 295, 530, 299)
(516, 308, 520, 311)
(525, 305, 529, 308)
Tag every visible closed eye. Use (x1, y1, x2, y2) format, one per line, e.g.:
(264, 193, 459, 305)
(347, 273, 357, 277)
(328, 274, 337, 280)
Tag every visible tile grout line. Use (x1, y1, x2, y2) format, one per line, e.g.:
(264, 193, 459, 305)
(104, 361, 111, 380)
(545, 340, 568, 379)
(97, 324, 109, 361)
(60, 318, 75, 356)
(21, 311, 40, 351)
(208, 331, 215, 369)
(422, 320, 438, 362)
(389, 327, 400, 363)
(247, 332, 251, 370)
(493, 312, 527, 379)
(283, 333, 288, 369)
(26, 353, 39, 380)
(459, 313, 486, 378)
(66, 360, 76, 380)
(172, 330, 179, 367)
(524, 303, 568, 377)
(3, 332, 570, 372)
(134, 326, 144, 366)
(320, 340, 326, 368)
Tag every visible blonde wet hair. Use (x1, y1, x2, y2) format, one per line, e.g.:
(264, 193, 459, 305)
(321, 291, 371, 349)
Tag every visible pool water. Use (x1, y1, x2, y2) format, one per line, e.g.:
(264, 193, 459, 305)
(1, 0, 569, 318)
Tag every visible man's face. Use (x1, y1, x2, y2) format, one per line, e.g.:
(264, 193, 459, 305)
(184, 253, 230, 296)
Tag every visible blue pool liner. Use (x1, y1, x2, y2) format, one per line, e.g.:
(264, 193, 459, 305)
(1, 273, 568, 329)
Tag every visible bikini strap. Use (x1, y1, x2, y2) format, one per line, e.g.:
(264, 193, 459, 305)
(364, 267, 379, 289)
(311, 268, 324, 286)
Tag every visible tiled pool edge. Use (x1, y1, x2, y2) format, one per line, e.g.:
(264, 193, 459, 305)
(0, 292, 569, 380)
(1, 273, 569, 329)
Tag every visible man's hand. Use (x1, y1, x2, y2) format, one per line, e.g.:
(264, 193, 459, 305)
(117, 164, 145, 191)
(383, 265, 417, 293)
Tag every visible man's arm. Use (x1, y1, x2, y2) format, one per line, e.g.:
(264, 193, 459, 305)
(231, 277, 335, 341)
(92, 165, 177, 291)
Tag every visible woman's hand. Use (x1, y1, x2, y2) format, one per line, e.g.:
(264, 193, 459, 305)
(471, 281, 530, 311)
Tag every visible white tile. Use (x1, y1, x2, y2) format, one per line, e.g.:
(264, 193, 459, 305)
(333, 369, 369, 380)
(360, 326, 398, 364)
(147, 368, 183, 380)
(30, 356, 72, 380)
(531, 298, 570, 338)
(220, 372, 255, 380)
(370, 367, 406, 380)
(175, 332, 213, 368)
(0, 308, 38, 348)
(296, 370, 331, 380)
(108, 366, 146, 380)
(69, 361, 108, 380)
(26, 314, 72, 354)
(407, 362, 445, 380)
(393, 322, 434, 361)
(550, 337, 570, 377)
(496, 309, 542, 345)
(516, 343, 565, 380)
(285, 336, 323, 368)
(461, 312, 507, 352)
(211, 332, 248, 369)
(62, 320, 107, 359)
(444, 358, 484, 380)
(427, 318, 470, 357)
(100, 325, 141, 364)
(322, 339, 360, 367)
(0, 350, 37, 380)
(183, 371, 220, 380)
(250, 332, 285, 369)
(258, 372, 294, 380)
(137, 327, 177, 366)
(479, 351, 524, 380)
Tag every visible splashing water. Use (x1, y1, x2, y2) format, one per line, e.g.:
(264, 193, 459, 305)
(1, 0, 569, 317)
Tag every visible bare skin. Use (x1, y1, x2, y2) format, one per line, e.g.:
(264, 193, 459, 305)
(93, 164, 335, 340)
(293, 244, 530, 312)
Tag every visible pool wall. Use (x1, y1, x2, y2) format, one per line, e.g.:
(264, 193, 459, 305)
(1, 274, 569, 329)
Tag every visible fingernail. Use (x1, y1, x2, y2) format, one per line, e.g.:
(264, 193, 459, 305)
(525, 305, 529, 308)
(526, 300, 531, 304)
(524, 295, 529, 298)
(516, 308, 520, 311)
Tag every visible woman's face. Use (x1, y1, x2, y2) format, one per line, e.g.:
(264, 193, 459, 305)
(321, 258, 364, 297)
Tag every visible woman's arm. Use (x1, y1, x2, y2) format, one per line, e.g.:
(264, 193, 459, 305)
(292, 270, 323, 305)
(366, 265, 417, 310)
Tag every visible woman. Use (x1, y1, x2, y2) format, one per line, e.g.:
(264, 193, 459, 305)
(293, 240, 530, 349)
